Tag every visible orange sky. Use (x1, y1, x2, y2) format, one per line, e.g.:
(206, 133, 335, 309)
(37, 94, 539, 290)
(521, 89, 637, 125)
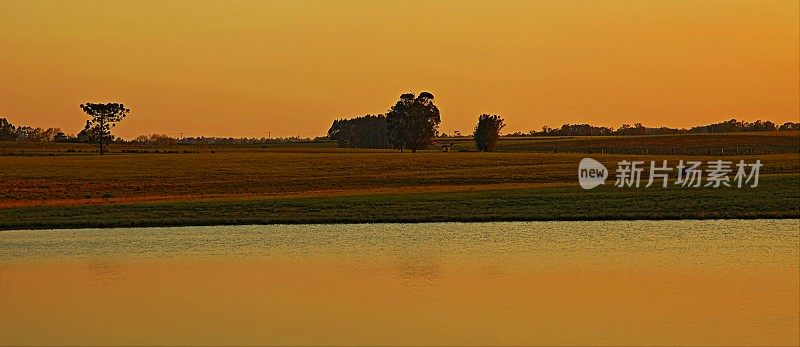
(1, 0, 798, 138)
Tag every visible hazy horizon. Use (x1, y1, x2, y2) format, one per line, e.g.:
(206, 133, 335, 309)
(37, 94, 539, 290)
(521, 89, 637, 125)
(1, 0, 798, 138)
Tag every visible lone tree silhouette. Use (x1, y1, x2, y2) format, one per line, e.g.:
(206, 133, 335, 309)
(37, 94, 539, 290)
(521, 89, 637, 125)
(386, 92, 440, 153)
(473, 114, 505, 152)
(79, 102, 129, 155)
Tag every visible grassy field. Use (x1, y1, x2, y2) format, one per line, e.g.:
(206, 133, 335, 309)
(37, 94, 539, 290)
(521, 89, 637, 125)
(1, 131, 798, 156)
(452, 131, 800, 154)
(0, 132, 798, 229)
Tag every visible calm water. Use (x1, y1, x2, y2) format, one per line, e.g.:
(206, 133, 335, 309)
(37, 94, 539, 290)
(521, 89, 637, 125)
(0, 220, 798, 345)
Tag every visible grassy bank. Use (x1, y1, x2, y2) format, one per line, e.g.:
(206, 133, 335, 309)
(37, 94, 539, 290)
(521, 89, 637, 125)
(1, 133, 798, 230)
(1, 174, 797, 230)
(1, 151, 798, 203)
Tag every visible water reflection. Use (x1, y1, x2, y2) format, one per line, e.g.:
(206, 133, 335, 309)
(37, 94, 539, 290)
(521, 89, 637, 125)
(393, 255, 441, 288)
(87, 260, 124, 288)
(0, 220, 797, 345)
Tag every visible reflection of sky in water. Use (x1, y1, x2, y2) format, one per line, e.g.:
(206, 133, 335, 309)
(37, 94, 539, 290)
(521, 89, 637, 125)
(5, 220, 795, 309)
(393, 255, 441, 288)
(0, 220, 797, 267)
(87, 260, 124, 287)
(0, 220, 797, 345)
(1, 220, 798, 301)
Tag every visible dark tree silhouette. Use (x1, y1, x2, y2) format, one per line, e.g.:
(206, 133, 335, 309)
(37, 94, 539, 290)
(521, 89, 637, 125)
(79, 103, 129, 155)
(473, 114, 505, 152)
(530, 118, 793, 137)
(0, 117, 63, 142)
(689, 119, 777, 133)
(386, 92, 441, 153)
(328, 115, 389, 148)
(0, 118, 16, 141)
(778, 122, 800, 131)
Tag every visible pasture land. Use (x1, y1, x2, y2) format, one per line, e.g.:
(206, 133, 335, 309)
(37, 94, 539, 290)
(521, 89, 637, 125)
(448, 131, 800, 155)
(0, 132, 798, 229)
(1, 131, 797, 156)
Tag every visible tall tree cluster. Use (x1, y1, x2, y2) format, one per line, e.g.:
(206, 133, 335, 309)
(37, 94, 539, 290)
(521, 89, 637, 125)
(473, 114, 505, 152)
(0, 117, 64, 142)
(327, 115, 389, 149)
(327, 92, 442, 152)
(386, 92, 441, 153)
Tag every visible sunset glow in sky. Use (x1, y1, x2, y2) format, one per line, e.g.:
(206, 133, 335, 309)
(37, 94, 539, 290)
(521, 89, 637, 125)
(1, 0, 798, 138)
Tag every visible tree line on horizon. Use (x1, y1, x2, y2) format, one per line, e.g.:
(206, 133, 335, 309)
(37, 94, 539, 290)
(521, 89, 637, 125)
(0, 118, 66, 142)
(0, 115, 323, 145)
(0, 100, 798, 152)
(327, 92, 444, 152)
(328, 95, 797, 150)
(327, 92, 507, 152)
(500, 119, 800, 137)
